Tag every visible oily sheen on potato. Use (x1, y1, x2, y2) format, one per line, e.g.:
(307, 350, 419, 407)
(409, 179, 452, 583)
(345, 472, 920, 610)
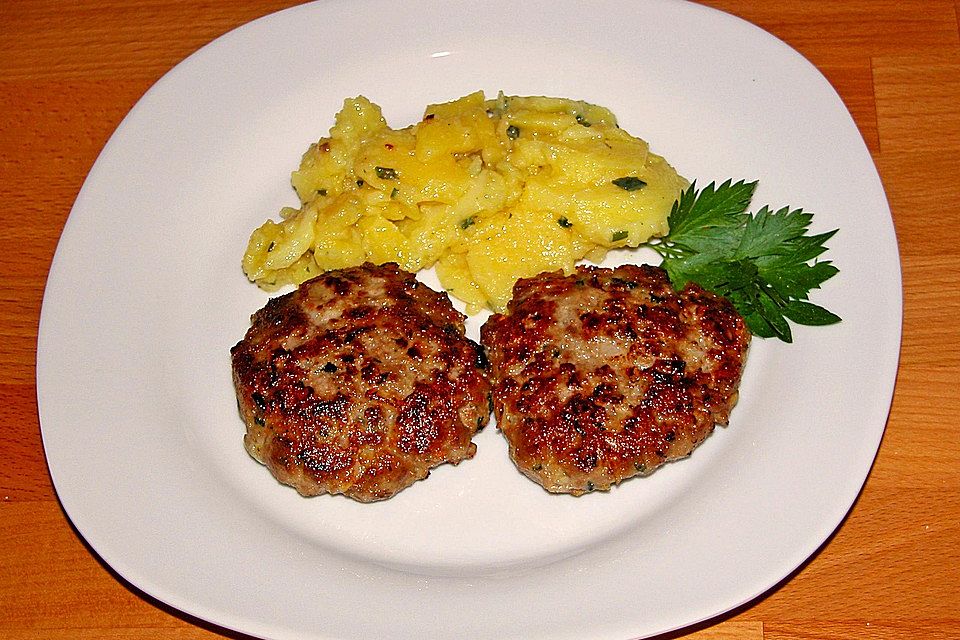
(242, 91, 687, 312)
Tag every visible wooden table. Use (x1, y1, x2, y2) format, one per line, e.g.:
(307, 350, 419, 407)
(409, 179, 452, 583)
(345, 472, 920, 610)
(2, 1, 958, 638)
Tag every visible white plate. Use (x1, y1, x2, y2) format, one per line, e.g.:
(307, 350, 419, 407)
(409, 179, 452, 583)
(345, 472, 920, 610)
(37, 1, 901, 638)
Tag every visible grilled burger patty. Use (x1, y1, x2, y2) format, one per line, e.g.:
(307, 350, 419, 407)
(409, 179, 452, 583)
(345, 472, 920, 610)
(480, 264, 750, 495)
(231, 263, 491, 502)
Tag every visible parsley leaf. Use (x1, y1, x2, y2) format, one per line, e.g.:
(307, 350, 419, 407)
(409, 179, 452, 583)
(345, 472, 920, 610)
(654, 180, 756, 264)
(665, 179, 756, 243)
(644, 180, 840, 343)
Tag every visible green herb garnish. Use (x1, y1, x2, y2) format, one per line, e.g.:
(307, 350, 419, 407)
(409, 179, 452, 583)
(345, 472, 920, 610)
(612, 176, 647, 191)
(611, 230, 629, 242)
(460, 216, 476, 229)
(557, 216, 573, 228)
(643, 179, 841, 342)
(506, 125, 520, 140)
(375, 166, 398, 180)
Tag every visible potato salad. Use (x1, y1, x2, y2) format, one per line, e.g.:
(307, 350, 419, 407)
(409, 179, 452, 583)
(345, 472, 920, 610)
(242, 91, 686, 312)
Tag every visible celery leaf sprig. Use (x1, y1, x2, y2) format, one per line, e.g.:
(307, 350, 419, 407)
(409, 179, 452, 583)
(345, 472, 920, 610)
(643, 180, 841, 343)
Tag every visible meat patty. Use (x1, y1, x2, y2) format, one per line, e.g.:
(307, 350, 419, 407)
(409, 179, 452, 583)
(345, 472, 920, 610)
(231, 263, 491, 502)
(479, 264, 750, 495)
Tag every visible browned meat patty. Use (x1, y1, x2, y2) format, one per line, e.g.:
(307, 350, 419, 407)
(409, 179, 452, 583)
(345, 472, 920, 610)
(479, 264, 750, 495)
(231, 263, 491, 502)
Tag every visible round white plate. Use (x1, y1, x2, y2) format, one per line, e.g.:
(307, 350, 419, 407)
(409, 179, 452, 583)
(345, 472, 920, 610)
(37, 1, 901, 638)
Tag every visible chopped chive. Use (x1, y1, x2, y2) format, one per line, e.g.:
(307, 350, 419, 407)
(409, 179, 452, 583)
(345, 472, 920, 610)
(506, 125, 520, 139)
(375, 166, 398, 180)
(611, 230, 629, 242)
(612, 176, 647, 191)
(460, 216, 476, 229)
(575, 113, 591, 127)
(390, 187, 399, 198)
(557, 216, 573, 228)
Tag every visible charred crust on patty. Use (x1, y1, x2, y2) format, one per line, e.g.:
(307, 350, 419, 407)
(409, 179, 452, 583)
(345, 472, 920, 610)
(231, 262, 491, 502)
(479, 264, 750, 496)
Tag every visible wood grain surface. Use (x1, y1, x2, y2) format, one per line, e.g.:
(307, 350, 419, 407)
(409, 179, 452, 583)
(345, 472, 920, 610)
(1, 1, 958, 638)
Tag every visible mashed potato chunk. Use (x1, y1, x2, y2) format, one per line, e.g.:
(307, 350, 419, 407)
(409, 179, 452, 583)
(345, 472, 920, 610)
(243, 91, 686, 312)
